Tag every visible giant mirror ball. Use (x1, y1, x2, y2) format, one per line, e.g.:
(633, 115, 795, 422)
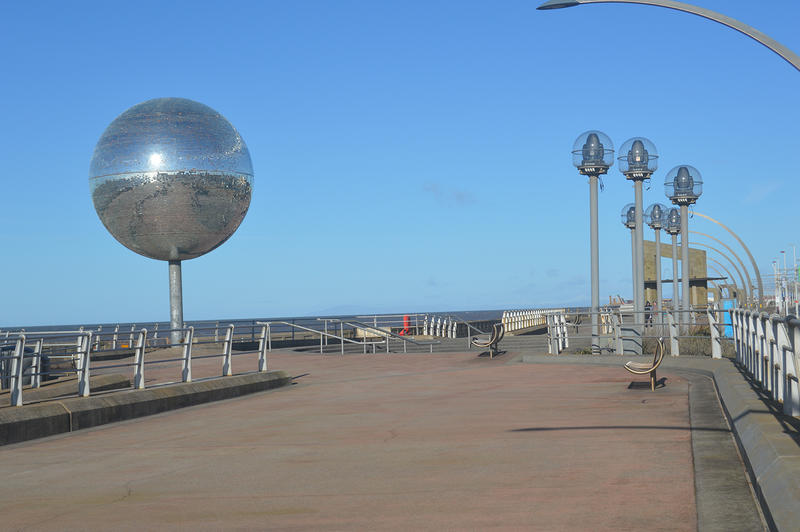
(89, 97, 253, 261)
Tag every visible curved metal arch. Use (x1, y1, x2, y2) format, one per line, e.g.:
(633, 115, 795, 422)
(690, 230, 754, 295)
(536, 0, 800, 72)
(691, 242, 750, 304)
(692, 212, 764, 305)
(707, 260, 741, 303)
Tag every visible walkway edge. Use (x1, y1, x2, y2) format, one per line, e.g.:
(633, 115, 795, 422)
(0, 371, 291, 446)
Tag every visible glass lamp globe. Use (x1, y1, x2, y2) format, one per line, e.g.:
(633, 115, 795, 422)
(645, 202, 668, 230)
(572, 130, 614, 174)
(89, 98, 254, 261)
(664, 165, 702, 205)
(617, 137, 658, 179)
(665, 207, 681, 235)
(621, 203, 636, 229)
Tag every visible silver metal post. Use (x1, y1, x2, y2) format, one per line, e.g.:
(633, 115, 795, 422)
(655, 229, 663, 330)
(634, 180, 644, 317)
(680, 205, 690, 328)
(630, 229, 637, 306)
(169, 260, 184, 346)
(589, 174, 600, 354)
(672, 234, 679, 312)
(182, 326, 194, 382)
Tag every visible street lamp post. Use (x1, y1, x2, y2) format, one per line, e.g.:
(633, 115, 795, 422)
(665, 165, 703, 327)
(572, 131, 614, 354)
(622, 203, 641, 355)
(618, 138, 658, 324)
(665, 207, 681, 313)
(646, 202, 668, 326)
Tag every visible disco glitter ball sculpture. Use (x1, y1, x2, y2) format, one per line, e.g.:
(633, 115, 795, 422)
(89, 97, 253, 261)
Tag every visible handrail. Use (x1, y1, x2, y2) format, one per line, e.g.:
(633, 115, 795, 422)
(330, 319, 440, 349)
(261, 321, 379, 348)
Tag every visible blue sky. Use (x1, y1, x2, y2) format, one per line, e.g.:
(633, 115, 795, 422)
(1, 0, 798, 326)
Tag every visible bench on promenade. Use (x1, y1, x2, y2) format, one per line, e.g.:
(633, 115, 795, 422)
(623, 339, 665, 391)
(471, 323, 505, 358)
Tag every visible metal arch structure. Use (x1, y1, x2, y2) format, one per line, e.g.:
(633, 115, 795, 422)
(536, 0, 800, 73)
(690, 230, 754, 297)
(691, 242, 750, 304)
(707, 259, 741, 303)
(693, 212, 764, 307)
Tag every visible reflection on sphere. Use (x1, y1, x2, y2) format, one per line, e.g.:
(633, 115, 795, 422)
(89, 98, 253, 261)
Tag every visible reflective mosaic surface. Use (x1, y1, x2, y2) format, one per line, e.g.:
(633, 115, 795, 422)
(89, 98, 253, 261)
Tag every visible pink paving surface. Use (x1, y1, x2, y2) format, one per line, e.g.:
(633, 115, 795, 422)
(1, 352, 697, 531)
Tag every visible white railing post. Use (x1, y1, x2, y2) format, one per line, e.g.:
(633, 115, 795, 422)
(222, 324, 234, 376)
(258, 324, 268, 372)
(9, 335, 26, 406)
(612, 314, 622, 355)
(764, 318, 776, 397)
(31, 338, 43, 388)
(78, 332, 93, 397)
(733, 310, 742, 364)
(791, 318, 800, 415)
(182, 326, 194, 382)
(668, 312, 680, 356)
(708, 309, 722, 359)
(112, 324, 119, 350)
(775, 319, 799, 416)
(267, 323, 272, 352)
(133, 329, 148, 389)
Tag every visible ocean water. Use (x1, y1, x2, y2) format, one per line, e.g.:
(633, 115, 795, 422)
(3, 306, 586, 336)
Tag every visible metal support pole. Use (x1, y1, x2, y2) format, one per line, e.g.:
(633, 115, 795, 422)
(134, 329, 147, 389)
(630, 229, 637, 308)
(589, 174, 600, 354)
(258, 325, 268, 372)
(634, 180, 644, 317)
(672, 234, 679, 312)
(182, 326, 194, 382)
(10, 336, 26, 406)
(78, 332, 93, 397)
(680, 205, 691, 328)
(655, 229, 663, 331)
(222, 324, 234, 376)
(169, 260, 184, 346)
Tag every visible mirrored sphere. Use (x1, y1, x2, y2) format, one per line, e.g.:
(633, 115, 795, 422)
(89, 97, 253, 261)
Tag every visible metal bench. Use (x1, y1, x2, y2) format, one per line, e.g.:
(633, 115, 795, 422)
(623, 338, 665, 391)
(471, 323, 505, 358)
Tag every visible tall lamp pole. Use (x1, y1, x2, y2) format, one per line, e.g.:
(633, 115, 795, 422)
(665, 165, 703, 327)
(572, 131, 614, 354)
(646, 203, 668, 325)
(618, 138, 658, 326)
(665, 208, 681, 313)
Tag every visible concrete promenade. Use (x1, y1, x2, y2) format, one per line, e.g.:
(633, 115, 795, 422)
(0, 350, 765, 531)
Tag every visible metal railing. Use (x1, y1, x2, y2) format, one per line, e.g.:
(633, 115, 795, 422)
(319, 319, 439, 353)
(261, 321, 385, 355)
(731, 309, 800, 417)
(502, 308, 566, 333)
(0, 323, 270, 407)
(545, 307, 733, 358)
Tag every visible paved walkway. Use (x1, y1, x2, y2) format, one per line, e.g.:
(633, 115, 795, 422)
(0, 351, 759, 530)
